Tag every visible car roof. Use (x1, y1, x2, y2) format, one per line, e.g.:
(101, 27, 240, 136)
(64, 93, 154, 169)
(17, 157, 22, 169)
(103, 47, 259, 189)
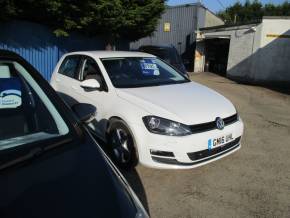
(139, 45, 175, 49)
(64, 50, 156, 59)
(0, 49, 21, 58)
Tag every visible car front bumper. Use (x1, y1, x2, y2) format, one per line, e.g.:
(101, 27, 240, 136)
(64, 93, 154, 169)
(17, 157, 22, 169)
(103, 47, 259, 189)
(130, 118, 244, 169)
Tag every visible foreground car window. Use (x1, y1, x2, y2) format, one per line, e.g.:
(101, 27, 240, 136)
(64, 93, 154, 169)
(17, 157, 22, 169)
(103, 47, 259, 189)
(101, 57, 189, 88)
(0, 61, 69, 150)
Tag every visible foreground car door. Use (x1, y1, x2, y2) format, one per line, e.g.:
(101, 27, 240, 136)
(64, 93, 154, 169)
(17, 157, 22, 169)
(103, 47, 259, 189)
(0, 51, 148, 218)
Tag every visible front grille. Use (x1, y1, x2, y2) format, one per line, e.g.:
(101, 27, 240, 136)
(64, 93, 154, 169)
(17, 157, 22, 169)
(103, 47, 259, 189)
(188, 136, 241, 161)
(151, 137, 241, 166)
(224, 114, 239, 125)
(189, 113, 238, 134)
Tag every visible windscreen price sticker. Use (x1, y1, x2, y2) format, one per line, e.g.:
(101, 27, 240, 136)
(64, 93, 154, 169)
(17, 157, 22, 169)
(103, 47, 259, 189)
(0, 78, 22, 109)
(140, 59, 160, 76)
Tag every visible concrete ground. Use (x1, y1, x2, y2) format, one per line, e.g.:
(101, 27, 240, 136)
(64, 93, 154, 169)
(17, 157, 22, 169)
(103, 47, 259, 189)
(122, 72, 290, 218)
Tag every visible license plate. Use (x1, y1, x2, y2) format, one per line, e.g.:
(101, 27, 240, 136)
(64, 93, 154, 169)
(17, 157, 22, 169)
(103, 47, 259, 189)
(208, 133, 234, 150)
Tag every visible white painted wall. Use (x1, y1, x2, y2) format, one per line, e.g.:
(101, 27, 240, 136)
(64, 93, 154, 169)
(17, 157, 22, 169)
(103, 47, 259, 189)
(196, 24, 261, 79)
(196, 17, 290, 85)
(253, 18, 290, 83)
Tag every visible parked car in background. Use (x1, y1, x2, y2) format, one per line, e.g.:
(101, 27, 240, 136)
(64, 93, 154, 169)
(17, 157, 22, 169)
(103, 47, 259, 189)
(51, 51, 244, 170)
(0, 50, 148, 218)
(138, 45, 188, 77)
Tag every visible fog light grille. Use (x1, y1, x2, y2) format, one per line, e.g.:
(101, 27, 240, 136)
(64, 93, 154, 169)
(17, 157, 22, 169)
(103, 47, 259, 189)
(150, 150, 174, 157)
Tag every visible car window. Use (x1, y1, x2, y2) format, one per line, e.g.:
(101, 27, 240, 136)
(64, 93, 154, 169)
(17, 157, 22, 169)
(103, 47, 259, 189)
(81, 57, 103, 82)
(101, 57, 189, 88)
(141, 47, 179, 64)
(58, 55, 81, 79)
(0, 60, 69, 150)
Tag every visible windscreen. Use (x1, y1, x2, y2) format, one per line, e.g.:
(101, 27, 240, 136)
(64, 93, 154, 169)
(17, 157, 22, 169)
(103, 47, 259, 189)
(0, 60, 69, 150)
(101, 57, 189, 88)
(147, 48, 179, 64)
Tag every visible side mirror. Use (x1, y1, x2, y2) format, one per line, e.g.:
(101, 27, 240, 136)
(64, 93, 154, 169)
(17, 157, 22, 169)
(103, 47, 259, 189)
(80, 79, 101, 90)
(72, 103, 96, 123)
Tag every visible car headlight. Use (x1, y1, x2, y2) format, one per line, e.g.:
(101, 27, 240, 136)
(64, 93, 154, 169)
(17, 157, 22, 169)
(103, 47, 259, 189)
(143, 116, 191, 136)
(234, 106, 240, 120)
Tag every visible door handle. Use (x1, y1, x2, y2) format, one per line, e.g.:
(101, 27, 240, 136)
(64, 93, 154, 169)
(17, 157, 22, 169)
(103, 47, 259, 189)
(56, 78, 60, 82)
(71, 86, 77, 90)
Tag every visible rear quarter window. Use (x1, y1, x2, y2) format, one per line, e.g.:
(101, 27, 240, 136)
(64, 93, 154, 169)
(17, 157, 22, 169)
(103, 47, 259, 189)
(58, 56, 81, 79)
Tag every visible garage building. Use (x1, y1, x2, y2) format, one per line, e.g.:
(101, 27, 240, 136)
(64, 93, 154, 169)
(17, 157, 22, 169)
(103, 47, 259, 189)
(194, 17, 290, 85)
(130, 3, 224, 71)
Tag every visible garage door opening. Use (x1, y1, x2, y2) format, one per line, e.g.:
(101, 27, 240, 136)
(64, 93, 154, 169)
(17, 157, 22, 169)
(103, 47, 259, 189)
(204, 38, 230, 76)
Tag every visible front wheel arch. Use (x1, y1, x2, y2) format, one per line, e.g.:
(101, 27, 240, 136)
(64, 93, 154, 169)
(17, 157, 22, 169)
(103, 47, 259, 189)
(106, 116, 123, 134)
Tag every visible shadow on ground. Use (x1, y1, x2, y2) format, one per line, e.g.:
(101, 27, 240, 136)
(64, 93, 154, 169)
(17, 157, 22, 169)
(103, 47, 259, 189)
(193, 72, 290, 95)
(233, 79, 290, 95)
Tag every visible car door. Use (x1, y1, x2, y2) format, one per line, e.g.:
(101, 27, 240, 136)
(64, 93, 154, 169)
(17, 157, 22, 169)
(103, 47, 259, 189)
(52, 55, 82, 106)
(74, 56, 110, 139)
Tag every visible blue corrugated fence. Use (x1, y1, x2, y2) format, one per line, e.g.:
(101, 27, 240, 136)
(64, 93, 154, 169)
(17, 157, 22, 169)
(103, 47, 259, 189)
(0, 21, 129, 80)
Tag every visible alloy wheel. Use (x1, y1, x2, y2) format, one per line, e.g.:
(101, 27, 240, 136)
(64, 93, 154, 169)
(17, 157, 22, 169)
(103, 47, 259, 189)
(111, 128, 132, 164)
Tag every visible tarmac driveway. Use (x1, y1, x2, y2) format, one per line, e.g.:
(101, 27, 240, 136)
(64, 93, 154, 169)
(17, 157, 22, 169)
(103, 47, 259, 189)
(122, 72, 290, 218)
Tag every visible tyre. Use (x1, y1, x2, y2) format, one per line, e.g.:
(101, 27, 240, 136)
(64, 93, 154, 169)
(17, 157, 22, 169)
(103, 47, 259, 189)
(107, 119, 138, 169)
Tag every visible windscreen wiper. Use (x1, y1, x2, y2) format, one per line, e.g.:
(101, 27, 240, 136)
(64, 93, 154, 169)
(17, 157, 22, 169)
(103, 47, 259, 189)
(0, 138, 72, 171)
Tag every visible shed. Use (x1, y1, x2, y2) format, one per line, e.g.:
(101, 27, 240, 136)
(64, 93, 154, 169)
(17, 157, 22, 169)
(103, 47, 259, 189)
(130, 3, 224, 71)
(195, 17, 290, 85)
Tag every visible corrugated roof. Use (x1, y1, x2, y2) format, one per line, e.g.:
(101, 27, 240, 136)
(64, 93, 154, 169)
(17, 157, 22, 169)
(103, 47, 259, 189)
(166, 3, 201, 9)
(200, 20, 261, 31)
(263, 16, 290, 19)
(200, 16, 290, 32)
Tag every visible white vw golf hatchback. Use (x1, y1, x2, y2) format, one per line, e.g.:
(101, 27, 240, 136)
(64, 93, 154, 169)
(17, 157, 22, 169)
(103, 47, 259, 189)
(51, 51, 244, 169)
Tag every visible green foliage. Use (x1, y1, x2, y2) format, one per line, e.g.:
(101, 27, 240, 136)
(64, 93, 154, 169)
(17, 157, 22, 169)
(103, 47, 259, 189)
(0, 0, 165, 41)
(218, 0, 290, 24)
(0, 0, 17, 21)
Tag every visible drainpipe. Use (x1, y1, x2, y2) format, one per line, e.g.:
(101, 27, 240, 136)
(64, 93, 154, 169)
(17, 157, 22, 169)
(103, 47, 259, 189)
(250, 26, 257, 80)
(251, 27, 257, 54)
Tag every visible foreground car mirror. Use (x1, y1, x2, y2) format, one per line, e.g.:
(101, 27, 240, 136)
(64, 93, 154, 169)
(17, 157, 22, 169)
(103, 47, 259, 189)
(80, 79, 101, 90)
(72, 103, 96, 123)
